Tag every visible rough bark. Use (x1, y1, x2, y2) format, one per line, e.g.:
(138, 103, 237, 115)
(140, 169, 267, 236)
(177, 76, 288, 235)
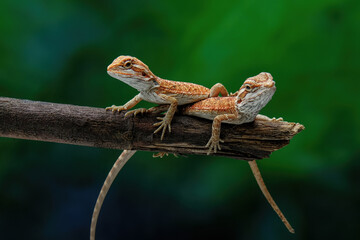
(0, 97, 304, 160)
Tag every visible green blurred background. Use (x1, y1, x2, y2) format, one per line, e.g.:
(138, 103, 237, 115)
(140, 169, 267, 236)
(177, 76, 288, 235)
(1, 0, 359, 239)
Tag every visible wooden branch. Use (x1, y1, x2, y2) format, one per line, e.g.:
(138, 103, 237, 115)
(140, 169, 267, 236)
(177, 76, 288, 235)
(0, 97, 304, 160)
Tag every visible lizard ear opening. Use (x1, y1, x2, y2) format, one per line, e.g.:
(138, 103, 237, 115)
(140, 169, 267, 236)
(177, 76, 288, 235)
(151, 78, 159, 86)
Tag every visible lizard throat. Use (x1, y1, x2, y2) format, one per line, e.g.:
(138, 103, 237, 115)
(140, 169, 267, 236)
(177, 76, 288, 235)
(107, 71, 156, 91)
(236, 87, 276, 114)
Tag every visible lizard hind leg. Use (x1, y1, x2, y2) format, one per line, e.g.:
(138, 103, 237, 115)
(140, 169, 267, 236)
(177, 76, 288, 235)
(152, 152, 179, 158)
(90, 150, 136, 240)
(248, 160, 295, 234)
(209, 83, 229, 97)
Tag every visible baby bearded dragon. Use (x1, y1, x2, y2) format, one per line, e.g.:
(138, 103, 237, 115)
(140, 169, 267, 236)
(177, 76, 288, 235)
(183, 72, 277, 154)
(183, 72, 295, 233)
(90, 56, 229, 240)
(106, 55, 229, 140)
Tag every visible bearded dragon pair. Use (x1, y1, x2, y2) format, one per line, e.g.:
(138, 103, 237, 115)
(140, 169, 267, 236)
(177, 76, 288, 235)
(90, 56, 295, 240)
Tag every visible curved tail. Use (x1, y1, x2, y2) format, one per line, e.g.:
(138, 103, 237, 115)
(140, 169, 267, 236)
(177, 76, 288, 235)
(248, 160, 295, 234)
(90, 150, 137, 240)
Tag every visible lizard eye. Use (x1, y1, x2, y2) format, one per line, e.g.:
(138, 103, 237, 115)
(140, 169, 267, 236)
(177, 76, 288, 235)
(245, 84, 252, 91)
(123, 60, 132, 69)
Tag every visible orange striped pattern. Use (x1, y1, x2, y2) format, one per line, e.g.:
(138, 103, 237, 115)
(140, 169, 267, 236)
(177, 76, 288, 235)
(156, 78, 210, 95)
(183, 97, 237, 115)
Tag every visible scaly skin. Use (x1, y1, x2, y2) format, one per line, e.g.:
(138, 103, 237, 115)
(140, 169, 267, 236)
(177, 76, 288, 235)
(248, 160, 295, 234)
(106, 55, 228, 140)
(183, 72, 276, 154)
(91, 56, 229, 240)
(183, 72, 295, 233)
(90, 150, 135, 240)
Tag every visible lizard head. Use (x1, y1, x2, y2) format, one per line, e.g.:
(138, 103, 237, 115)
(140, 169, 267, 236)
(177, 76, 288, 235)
(235, 72, 276, 114)
(107, 56, 158, 91)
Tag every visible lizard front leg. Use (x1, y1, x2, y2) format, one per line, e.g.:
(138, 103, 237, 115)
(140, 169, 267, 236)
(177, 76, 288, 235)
(206, 113, 238, 155)
(105, 93, 146, 116)
(153, 94, 178, 140)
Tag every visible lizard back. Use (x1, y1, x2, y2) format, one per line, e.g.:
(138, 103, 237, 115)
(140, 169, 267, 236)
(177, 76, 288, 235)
(183, 97, 238, 120)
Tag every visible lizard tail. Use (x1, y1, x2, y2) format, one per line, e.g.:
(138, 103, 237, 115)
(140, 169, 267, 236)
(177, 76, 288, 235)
(248, 160, 295, 234)
(90, 150, 137, 240)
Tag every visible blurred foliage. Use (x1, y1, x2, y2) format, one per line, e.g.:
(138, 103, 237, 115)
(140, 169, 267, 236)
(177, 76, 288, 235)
(0, 0, 360, 239)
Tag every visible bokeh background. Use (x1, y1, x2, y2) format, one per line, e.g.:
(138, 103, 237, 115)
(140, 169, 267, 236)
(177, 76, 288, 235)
(1, 0, 359, 239)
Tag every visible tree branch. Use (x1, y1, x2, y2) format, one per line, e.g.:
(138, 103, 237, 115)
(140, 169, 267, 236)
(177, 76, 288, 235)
(0, 97, 304, 160)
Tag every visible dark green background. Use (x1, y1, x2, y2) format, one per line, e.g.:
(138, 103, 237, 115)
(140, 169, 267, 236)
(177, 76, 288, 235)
(1, 0, 359, 239)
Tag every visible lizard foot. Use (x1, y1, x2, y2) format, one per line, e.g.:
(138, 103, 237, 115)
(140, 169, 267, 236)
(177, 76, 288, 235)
(153, 116, 172, 141)
(271, 117, 283, 122)
(255, 114, 283, 122)
(124, 108, 148, 117)
(153, 152, 179, 158)
(105, 105, 126, 113)
(205, 136, 224, 155)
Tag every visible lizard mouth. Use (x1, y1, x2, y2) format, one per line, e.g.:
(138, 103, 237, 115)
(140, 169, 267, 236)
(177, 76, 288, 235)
(265, 81, 275, 88)
(107, 70, 133, 78)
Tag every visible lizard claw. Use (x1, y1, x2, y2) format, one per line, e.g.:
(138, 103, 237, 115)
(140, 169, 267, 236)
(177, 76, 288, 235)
(152, 152, 179, 158)
(105, 105, 126, 113)
(124, 108, 148, 118)
(153, 152, 169, 158)
(271, 117, 283, 122)
(153, 116, 172, 140)
(205, 136, 224, 155)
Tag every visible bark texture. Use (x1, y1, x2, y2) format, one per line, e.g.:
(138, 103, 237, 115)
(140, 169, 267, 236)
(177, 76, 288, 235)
(0, 97, 304, 160)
